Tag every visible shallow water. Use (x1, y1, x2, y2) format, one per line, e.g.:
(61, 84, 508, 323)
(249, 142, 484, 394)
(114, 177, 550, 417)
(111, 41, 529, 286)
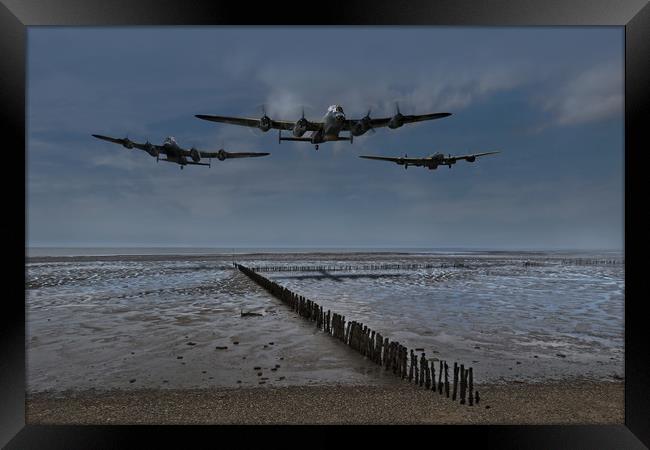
(26, 251, 624, 392)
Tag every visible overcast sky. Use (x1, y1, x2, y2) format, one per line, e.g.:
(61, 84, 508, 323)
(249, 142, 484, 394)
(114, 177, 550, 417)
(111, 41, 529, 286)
(27, 27, 624, 249)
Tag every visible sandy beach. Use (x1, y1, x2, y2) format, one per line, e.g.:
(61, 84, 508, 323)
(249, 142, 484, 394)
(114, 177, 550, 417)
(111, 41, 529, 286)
(27, 380, 623, 425)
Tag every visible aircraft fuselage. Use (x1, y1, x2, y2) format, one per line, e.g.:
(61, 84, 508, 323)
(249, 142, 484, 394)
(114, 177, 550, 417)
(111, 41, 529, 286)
(309, 105, 346, 144)
(160, 138, 187, 165)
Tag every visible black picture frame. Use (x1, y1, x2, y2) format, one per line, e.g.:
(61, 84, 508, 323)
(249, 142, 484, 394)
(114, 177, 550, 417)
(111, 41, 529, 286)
(3, 0, 648, 447)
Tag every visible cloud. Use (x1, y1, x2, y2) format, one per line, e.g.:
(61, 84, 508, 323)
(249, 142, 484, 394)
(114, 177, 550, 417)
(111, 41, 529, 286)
(537, 63, 623, 128)
(255, 63, 529, 121)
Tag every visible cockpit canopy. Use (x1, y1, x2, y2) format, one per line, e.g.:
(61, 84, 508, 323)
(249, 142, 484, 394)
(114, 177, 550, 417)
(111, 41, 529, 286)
(327, 105, 344, 114)
(163, 136, 178, 146)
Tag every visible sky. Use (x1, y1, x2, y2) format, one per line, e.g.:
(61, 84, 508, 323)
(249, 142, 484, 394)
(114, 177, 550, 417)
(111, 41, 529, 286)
(27, 27, 624, 250)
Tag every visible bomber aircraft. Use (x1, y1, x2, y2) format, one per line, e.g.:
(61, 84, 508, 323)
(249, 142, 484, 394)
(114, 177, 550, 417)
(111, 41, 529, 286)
(195, 104, 452, 150)
(359, 151, 500, 170)
(92, 134, 270, 169)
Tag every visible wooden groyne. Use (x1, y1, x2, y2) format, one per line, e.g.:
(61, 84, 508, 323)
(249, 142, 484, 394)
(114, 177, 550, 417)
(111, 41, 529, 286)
(235, 262, 479, 406)
(244, 262, 467, 273)
(238, 258, 622, 274)
(558, 258, 624, 266)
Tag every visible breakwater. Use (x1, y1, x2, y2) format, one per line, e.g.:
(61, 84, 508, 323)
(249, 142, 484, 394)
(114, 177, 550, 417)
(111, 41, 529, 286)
(235, 262, 479, 406)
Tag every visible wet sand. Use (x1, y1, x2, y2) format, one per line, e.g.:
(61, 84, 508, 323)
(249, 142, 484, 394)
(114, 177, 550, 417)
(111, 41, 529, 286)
(26, 380, 623, 425)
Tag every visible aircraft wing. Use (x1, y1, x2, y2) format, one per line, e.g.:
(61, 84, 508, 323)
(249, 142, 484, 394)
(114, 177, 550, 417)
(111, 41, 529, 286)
(345, 112, 451, 130)
(92, 134, 128, 145)
(359, 155, 426, 166)
(92, 134, 163, 153)
(194, 114, 316, 131)
(199, 150, 270, 159)
(447, 150, 500, 163)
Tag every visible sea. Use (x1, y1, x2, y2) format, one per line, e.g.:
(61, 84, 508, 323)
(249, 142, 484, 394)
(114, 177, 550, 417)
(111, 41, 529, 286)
(26, 247, 624, 393)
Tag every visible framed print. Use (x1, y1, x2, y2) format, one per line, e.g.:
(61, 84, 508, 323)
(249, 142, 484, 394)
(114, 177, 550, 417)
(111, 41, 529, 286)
(3, 0, 648, 447)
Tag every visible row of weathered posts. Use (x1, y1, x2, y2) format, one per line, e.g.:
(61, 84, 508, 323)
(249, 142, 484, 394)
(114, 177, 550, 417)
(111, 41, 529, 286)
(558, 258, 624, 266)
(246, 262, 466, 272)
(235, 262, 479, 406)
(240, 258, 622, 274)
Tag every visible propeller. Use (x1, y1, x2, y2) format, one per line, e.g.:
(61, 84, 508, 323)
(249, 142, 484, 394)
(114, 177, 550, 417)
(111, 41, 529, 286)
(247, 103, 271, 136)
(122, 132, 134, 149)
(395, 101, 409, 119)
(363, 109, 376, 134)
(297, 106, 308, 126)
(388, 101, 406, 129)
(404, 153, 408, 170)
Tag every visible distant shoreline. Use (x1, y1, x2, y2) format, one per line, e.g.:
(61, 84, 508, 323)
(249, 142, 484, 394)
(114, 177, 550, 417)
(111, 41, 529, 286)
(26, 380, 623, 425)
(26, 247, 624, 262)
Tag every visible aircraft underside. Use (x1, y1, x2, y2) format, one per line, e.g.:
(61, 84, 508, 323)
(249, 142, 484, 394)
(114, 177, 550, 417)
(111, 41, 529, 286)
(279, 129, 353, 149)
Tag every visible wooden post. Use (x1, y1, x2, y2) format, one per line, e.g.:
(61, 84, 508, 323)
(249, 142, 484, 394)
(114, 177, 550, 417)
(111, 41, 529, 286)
(452, 362, 459, 401)
(362, 326, 368, 356)
(424, 356, 431, 389)
(383, 338, 390, 370)
(438, 361, 444, 394)
(474, 391, 480, 405)
(409, 350, 414, 382)
(444, 362, 449, 398)
(460, 364, 466, 405)
(419, 353, 425, 387)
(414, 355, 419, 384)
(430, 360, 436, 391)
(375, 333, 384, 366)
(468, 367, 474, 406)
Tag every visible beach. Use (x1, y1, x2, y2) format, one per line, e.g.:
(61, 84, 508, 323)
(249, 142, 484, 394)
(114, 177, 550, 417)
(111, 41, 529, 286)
(25, 249, 625, 424)
(27, 380, 623, 425)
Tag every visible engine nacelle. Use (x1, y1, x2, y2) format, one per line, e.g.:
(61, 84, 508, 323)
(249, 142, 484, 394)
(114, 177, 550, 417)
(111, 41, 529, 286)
(217, 149, 227, 161)
(466, 156, 476, 162)
(351, 117, 371, 136)
(388, 114, 403, 129)
(293, 118, 308, 137)
(189, 148, 200, 162)
(259, 115, 271, 132)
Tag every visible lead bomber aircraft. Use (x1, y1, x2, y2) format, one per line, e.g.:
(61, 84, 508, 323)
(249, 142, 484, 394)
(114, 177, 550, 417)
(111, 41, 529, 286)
(359, 151, 500, 170)
(92, 134, 270, 169)
(195, 104, 452, 150)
